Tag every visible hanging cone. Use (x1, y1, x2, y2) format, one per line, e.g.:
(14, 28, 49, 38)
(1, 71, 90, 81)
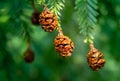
(30, 0, 41, 25)
(87, 43, 106, 71)
(24, 47, 35, 63)
(39, 4, 58, 32)
(31, 11, 41, 25)
(54, 31, 74, 57)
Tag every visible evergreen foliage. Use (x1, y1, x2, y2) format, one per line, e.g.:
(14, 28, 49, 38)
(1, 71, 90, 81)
(75, 0, 98, 43)
(48, 0, 65, 19)
(37, 0, 46, 5)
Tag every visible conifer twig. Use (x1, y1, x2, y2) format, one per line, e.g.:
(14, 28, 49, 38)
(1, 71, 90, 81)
(48, 0, 65, 31)
(75, 0, 98, 43)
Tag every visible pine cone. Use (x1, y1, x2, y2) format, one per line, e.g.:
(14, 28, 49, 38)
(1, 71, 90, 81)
(54, 34, 74, 57)
(31, 11, 41, 25)
(24, 48, 35, 63)
(39, 5, 58, 32)
(87, 44, 106, 71)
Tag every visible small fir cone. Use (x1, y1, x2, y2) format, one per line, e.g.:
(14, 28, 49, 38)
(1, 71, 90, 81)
(39, 4, 58, 32)
(87, 43, 106, 71)
(24, 47, 35, 63)
(31, 11, 41, 25)
(54, 31, 74, 57)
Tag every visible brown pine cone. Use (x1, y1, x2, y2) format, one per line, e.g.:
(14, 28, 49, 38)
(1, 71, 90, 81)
(24, 47, 35, 63)
(31, 11, 41, 25)
(39, 5, 58, 32)
(54, 33, 74, 57)
(87, 44, 106, 71)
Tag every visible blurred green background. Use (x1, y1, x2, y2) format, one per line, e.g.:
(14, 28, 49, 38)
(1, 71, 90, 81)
(0, 0, 120, 81)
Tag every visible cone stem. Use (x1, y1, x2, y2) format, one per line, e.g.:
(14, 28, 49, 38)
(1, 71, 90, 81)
(89, 43, 95, 50)
(58, 30, 63, 36)
(31, 0, 37, 12)
(43, 4, 49, 11)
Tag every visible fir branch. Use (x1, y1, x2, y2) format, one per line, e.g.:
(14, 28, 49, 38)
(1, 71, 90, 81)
(47, 0, 65, 30)
(48, 0, 65, 19)
(75, 0, 98, 43)
(36, 0, 46, 5)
